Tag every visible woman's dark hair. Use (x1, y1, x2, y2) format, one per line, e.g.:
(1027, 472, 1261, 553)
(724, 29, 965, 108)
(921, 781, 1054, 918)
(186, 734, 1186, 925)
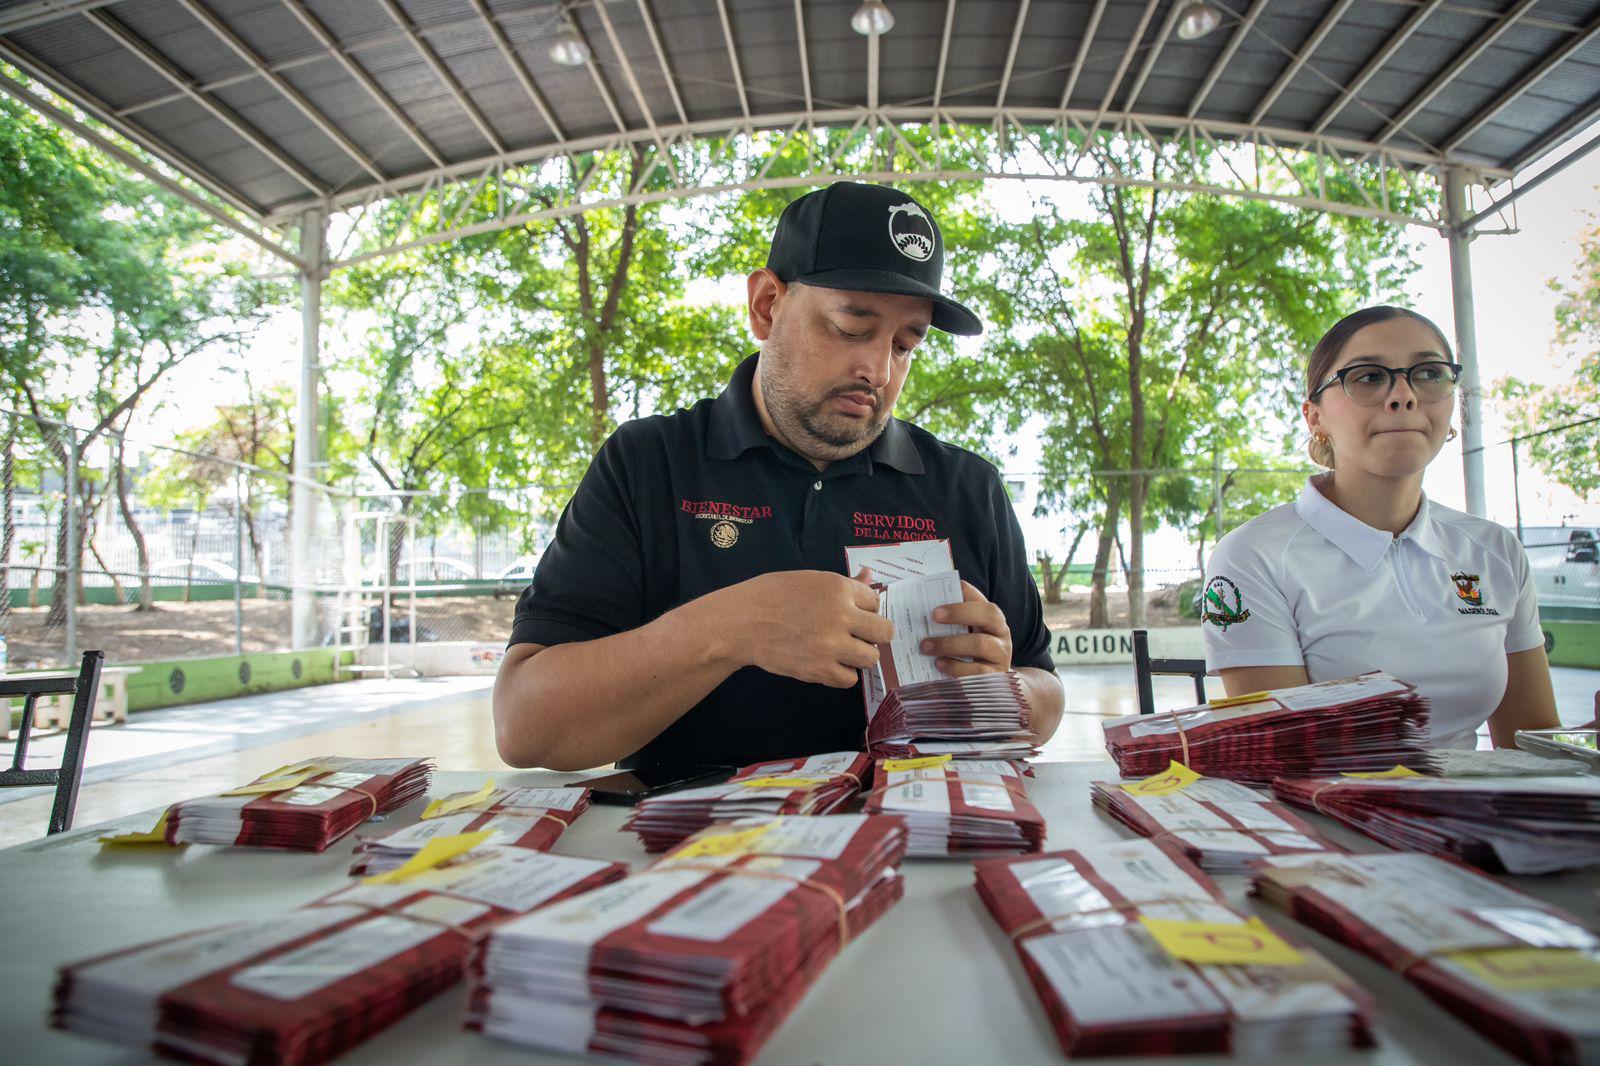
(1304, 305, 1455, 468)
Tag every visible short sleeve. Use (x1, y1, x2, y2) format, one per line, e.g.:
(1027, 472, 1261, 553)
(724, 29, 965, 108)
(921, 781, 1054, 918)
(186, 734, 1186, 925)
(1503, 537, 1544, 654)
(508, 430, 647, 648)
(1201, 529, 1305, 673)
(983, 470, 1054, 672)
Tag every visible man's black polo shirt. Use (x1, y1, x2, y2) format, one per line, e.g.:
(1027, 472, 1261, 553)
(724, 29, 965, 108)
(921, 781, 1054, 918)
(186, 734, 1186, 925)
(510, 353, 1054, 769)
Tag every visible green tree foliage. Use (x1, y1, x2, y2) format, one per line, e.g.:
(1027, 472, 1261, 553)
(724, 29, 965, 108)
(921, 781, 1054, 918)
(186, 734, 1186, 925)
(0, 82, 277, 624)
(1496, 210, 1600, 501)
(963, 135, 1413, 624)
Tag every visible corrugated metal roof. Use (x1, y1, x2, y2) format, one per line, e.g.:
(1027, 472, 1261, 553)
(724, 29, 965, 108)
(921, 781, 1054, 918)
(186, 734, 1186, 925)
(1, 0, 1597, 222)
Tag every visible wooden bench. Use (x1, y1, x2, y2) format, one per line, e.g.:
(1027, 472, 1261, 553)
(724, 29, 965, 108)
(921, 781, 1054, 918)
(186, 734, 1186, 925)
(2, 666, 137, 741)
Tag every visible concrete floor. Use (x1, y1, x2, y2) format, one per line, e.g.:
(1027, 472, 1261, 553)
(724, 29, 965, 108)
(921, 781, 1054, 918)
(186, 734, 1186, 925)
(2, 665, 1595, 850)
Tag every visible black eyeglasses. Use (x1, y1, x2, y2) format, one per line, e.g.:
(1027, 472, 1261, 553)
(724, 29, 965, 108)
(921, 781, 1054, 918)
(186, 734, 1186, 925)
(1308, 361, 1463, 405)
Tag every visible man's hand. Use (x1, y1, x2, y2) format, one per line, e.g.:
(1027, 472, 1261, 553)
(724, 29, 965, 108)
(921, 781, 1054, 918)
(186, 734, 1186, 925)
(923, 580, 1012, 676)
(719, 569, 894, 688)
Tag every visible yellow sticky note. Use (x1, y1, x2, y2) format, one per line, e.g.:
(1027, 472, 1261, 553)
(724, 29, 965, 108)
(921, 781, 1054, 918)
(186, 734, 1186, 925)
(1139, 916, 1306, 967)
(1120, 760, 1202, 797)
(1447, 948, 1600, 991)
(737, 776, 831, 789)
(1210, 691, 1273, 709)
(362, 830, 495, 885)
(222, 770, 318, 796)
(99, 809, 179, 847)
(421, 779, 497, 820)
(666, 823, 774, 862)
(882, 754, 953, 772)
(1341, 765, 1425, 779)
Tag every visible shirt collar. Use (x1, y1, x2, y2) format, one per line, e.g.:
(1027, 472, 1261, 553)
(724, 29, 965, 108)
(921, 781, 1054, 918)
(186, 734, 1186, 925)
(706, 353, 925, 475)
(1294, 475, 1444, 572)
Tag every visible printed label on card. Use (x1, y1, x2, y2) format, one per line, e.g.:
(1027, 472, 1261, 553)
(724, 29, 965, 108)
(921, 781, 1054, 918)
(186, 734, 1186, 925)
(363, 831, 494, 885)
(1120, 761, 1202, 797)
(1138, 916, 1305, 966)
(222, 771, 318, 796)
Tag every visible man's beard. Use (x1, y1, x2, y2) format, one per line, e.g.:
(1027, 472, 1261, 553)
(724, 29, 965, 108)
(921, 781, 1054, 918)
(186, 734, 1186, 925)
(760, 354, 891, 462)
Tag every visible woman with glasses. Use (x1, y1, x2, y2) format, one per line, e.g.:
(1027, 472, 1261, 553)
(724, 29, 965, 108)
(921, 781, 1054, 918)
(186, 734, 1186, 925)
(1200, 305, 1559, 748)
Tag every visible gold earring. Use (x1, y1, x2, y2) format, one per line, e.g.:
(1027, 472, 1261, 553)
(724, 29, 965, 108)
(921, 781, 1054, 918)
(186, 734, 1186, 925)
(1313, 433, 1330, 445)
(1445, 426, 1458, 442)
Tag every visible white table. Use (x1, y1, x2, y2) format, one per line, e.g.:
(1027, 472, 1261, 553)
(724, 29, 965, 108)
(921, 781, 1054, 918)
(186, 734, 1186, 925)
(3, 762, 1596, 1065)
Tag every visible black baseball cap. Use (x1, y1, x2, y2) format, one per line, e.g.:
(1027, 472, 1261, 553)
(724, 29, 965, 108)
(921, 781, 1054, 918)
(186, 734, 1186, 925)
(764, 182, 983, 336)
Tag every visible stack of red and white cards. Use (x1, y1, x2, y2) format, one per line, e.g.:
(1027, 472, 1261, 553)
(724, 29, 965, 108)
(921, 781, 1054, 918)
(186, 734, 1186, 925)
(847, 539, 1039, 764)
(974, 840, 1375, 1058)
(164, 756, 433, 851)
(468, 814, 907, 1064)
(867, 670, 1039, 762)
(53, 844, 627, 1065)
(1273, 770, 1600, 875)
(1253, 852, 1600, 1064)
(1091, 765, 1340, 874)
(623, 752, 869, 853)
(351, 783, 591, 875)
(1103, 673, 1431, 786)
(867, 738, 1039, 764)
(864, 756, 1044, 856)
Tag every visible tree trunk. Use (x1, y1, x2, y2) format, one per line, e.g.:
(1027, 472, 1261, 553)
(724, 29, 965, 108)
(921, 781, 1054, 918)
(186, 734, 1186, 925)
(88, 536, 123, 604)
(1088, 484, 1124, 629)
(45, 501, 68, 628)
(184, 510, 202, 604)
(587, 339, 607, 455)
(114, 435, 154, 610)
(1, 427, 12, 624)
(1037, 553, 1060, 605)
(1127, 475, 1148, 628)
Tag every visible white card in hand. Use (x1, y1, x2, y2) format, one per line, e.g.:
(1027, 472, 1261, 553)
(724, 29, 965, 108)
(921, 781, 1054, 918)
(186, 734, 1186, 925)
(844, 539, 954, 585)
(878, 570, 965, 689)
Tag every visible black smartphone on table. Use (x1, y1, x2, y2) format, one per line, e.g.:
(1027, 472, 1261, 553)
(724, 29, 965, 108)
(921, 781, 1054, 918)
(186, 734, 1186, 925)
(570, 763, 735, 806)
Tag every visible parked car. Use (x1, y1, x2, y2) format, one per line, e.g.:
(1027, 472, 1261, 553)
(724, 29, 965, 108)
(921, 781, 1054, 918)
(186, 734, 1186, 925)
(1520, 524, 1600, 616)
(365, 556, 478, 585)
(148, 558, 260, 585)
(494, 554, 541, 599)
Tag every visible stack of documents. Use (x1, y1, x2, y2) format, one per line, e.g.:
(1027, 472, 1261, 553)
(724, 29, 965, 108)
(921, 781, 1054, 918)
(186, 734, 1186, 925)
(469, 814, 907, 1064)
(974, 840, 1374, 1057)
(1272, 770, 1600, 874)
(351, 784, 592, 875)
(1253, 852, 1600, 1064)
(624, 752, 870, 853)
(847, 539, 1038, 763)
(1092, 764, 1339, 873)
(1103, 673, 1431, 786)
(52, 844, 627, 1065)
(864, 755, 1044, 856)
(164, 757, 433, 851)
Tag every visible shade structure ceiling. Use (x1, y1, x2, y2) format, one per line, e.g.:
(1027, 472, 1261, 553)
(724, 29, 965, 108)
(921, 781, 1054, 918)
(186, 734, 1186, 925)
(2, 0, 1599, 261)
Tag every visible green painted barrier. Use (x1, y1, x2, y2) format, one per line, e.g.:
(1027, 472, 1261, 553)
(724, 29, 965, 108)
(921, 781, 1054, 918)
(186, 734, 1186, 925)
(1543, 621, 1600, 671)
(122, 648, 355, 712)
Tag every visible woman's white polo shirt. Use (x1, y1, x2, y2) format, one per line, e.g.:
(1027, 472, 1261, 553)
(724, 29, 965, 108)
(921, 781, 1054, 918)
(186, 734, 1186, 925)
(1201, 476, 1543, 748)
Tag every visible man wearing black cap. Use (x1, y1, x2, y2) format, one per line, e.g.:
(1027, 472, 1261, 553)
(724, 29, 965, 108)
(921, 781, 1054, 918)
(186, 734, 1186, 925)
(494, 182, 1062, 771)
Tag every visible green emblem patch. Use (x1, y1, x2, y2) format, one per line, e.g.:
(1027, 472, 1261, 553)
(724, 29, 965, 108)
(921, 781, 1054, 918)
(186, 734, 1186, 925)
(1202, 576, 1251, 630)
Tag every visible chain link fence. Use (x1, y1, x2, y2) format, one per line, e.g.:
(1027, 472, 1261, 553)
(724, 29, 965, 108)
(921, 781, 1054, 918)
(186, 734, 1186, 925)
(0, 410, 558, 673)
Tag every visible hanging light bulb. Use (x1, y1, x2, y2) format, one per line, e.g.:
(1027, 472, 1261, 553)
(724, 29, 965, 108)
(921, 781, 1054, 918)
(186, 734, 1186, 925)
(1175, 1, 1222, 41)
(549, 29, 590, 66)
(851, 0, 895, 36)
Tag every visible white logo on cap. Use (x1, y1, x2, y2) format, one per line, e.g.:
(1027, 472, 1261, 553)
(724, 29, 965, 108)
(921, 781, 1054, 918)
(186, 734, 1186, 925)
(887, 202, 935, 262)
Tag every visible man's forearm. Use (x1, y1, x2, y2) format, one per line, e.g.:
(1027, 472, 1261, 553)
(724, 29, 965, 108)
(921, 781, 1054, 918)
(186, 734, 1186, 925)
(493, 590, 743, 771)
(1017, 665, 1064, 747)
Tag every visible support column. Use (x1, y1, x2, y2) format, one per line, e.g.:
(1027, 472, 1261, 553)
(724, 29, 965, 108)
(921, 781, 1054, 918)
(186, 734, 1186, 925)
(291, 207, 326, 650)
(1444, 169, 1487, 517)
